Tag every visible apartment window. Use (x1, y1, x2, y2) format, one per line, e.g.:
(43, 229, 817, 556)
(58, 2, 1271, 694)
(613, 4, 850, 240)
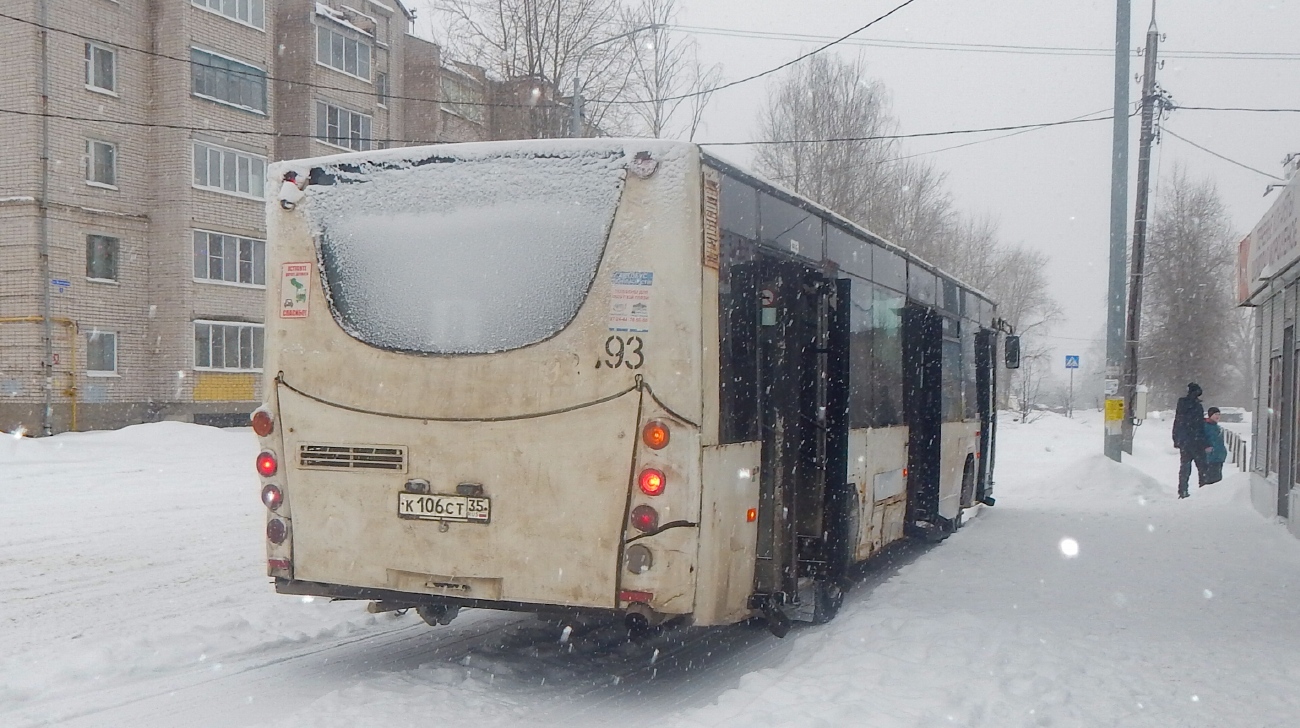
(316, 23, 371, 80)
(193, 230, 266, 286)
(194, 321, 264, 371)
(315, 101, 371, 151)
(86, 235, 119, 280)
(192, 0, 265, 29)
(192, 142, 266, 199)
(85, 43, 116, 93)
(87, 331, 118, 374)
(441, 76, 485, 124)
(376, 72, 388, 105)
(86, 140, 117, 187)
(191, 48, 267, 113)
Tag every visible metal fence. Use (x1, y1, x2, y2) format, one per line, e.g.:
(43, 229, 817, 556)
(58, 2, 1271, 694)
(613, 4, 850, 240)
(1223, 428, 1250, 472)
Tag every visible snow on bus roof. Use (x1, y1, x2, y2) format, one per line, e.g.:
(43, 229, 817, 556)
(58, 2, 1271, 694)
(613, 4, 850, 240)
(272, 138, 695, 179)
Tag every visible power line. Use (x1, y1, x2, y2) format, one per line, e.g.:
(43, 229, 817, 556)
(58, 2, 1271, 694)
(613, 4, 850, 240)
(1162, 127, 1286, 181)
(593, 0, 924, 105)
(764, 105, 1122, 185)
(0, 106, 446, 145)
(670, 24, 1300, 61)
(699, 113, 1117, 147)
(0, 104, 1131, 152)
(1174, 104, 1300, 113)
(886, 105, 1123, 161)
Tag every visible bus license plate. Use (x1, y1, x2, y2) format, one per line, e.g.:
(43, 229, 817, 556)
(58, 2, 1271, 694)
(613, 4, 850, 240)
(397, 493, 490, 523)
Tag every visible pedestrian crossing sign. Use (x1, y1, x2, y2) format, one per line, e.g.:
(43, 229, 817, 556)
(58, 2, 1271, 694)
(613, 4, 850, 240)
(1065, 355, 1080, 369)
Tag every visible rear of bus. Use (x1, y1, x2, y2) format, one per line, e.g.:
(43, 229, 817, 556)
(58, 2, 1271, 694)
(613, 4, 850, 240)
(254, 140, 712, 627)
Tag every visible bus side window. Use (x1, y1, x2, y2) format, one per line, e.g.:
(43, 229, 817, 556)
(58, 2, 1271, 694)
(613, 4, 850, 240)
(719, 237, 760, 444)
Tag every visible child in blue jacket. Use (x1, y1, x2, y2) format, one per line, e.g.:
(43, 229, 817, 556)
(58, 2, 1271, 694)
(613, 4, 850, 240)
(1202, 407, 1227, 485)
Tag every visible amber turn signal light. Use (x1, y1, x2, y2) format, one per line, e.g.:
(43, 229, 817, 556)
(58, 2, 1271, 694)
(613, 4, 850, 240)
(642, 421, 670, 450)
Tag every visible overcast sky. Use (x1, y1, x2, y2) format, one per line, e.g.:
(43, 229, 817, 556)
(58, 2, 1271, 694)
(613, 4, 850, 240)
(411, 0, 1298, 381)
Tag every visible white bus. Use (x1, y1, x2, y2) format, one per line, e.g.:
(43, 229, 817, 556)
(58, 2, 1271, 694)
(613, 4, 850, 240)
(253, 139, 1013, 636)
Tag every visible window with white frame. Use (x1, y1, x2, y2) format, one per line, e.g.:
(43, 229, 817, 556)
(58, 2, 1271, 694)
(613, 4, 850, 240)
(85, 43, 116, 93)
(316, 22, 371, 80)
(193, 230, 266, 285)
(86, 234, 119, 280)
(376, 71, 388, 105)
(192, 141, 266, 199)
(194, 321, 264, 371)
(190, 48, 267, 113)
(315, 101, 372, 151)
(192, 0, 265, 30)
(86, 140, 117, 187)
(87, 330, 118, 374)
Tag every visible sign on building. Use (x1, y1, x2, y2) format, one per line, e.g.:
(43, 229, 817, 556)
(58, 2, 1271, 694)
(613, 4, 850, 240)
(1239, 173, 1300, 305)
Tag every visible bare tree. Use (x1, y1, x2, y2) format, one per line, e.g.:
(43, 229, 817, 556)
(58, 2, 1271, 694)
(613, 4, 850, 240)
(754, 56, 965, 267)
(754, 55, 900, 224)
(620, 0, 722, 140)
(432, 0, 630, 136)
(1014, 344, 1052, 423)
(1140, 166, 1240, 407)
(867, 159, 956, 262)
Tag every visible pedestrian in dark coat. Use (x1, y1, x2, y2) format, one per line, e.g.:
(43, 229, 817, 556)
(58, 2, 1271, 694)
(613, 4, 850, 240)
(1202, 407, 1227, 485)
(1172, 382, 1207, 498)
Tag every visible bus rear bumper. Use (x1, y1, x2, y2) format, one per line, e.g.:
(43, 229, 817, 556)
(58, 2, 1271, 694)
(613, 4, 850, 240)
(274, 578, 662, 621)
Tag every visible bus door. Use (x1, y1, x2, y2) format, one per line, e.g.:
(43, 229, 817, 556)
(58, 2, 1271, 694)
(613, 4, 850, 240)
(975, 329, 998, 504)
(903, 305, 944, 533)
(731, 256, 850, 614)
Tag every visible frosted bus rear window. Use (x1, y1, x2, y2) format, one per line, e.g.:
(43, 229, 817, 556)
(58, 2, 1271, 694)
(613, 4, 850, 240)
(306, 151, 626, 354)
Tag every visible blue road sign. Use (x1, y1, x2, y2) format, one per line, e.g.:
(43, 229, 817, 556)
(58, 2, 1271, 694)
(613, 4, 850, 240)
(1065, 355, 1080, 369)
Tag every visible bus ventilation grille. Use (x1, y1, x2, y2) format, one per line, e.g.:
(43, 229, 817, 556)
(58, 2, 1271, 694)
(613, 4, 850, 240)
(299, 444, 408, 472)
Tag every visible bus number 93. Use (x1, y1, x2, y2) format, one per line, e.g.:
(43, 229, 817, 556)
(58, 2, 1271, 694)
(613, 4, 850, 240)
(600, 335, 644, 370)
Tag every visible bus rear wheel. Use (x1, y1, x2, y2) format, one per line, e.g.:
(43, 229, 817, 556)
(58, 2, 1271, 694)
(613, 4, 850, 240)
(811, 579, 846, 624)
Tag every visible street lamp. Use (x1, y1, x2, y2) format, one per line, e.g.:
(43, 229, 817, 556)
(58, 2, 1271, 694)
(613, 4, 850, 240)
(570, 24, 660, 138)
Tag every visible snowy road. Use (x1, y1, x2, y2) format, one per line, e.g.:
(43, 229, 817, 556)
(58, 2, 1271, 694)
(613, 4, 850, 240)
(3, 413, 1299, 726)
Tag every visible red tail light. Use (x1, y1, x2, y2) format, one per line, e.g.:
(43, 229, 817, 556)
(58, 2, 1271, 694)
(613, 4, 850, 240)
(266, 518, 288, 544)
(642, 421, 670, 450)
(251, 410, 274, 437)
(256, 451, 278, 477)
(268, 558, 291, 570)
(261, 484, 283, 510)
(638, 468, 666, 496)
(630, 505, 658, 533)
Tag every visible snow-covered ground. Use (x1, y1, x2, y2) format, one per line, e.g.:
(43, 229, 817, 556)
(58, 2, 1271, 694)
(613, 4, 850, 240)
(3, 412, 1299, 727)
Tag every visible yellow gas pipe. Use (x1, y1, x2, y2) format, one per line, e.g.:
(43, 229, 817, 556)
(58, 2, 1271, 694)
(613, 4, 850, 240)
(0, 316, 79, 431)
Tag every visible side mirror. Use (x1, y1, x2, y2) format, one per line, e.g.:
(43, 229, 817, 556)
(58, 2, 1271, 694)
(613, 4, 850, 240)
(1004, 335, 1021, 369)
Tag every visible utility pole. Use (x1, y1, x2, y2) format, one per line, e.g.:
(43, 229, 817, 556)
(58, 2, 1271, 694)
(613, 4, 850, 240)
(1104, 0, 1132, 461)
(1121, 9, 1163, 454)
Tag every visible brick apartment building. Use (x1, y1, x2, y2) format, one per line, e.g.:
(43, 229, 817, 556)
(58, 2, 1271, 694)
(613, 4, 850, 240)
(1, 0, 563, 434)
